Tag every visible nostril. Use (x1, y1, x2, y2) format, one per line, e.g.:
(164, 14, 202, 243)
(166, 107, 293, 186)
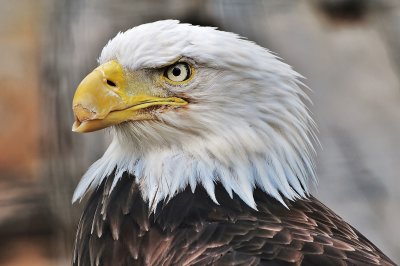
(106, 79, 117, 87)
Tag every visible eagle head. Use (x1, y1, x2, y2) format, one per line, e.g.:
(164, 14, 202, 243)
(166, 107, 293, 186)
(72, 20, 316, 210)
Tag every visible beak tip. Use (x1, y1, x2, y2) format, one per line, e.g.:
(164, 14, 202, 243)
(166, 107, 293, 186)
(72, 121, 82, 133)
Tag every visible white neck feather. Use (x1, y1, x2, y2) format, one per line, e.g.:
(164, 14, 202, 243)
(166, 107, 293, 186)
(73, 108, 316, 211)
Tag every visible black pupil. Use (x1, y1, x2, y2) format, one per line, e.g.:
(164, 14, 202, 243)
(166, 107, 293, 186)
(172, 67, 181, 76)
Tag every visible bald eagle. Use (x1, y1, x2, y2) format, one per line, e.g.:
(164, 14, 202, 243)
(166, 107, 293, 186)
(71, 20, 395, 266)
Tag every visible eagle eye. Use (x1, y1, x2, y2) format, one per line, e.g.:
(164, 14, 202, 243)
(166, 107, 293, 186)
(164, 62, 191, 82)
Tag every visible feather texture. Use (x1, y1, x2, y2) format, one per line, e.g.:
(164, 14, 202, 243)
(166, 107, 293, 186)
(73, 173, 395, 266)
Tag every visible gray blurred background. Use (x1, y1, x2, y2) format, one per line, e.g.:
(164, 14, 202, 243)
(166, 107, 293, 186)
(1, 0, 399, 265)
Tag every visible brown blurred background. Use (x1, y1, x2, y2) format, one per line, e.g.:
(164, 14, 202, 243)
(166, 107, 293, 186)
(1, 0, 400, 265)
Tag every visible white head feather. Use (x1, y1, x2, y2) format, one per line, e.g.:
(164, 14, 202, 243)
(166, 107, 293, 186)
(73, 20, 317, 211)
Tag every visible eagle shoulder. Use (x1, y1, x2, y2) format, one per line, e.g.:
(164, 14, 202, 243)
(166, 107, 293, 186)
(73, 173, 395, 266)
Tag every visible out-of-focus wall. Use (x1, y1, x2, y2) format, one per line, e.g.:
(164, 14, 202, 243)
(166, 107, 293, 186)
(0, 1, 57, 266)
(1, 0, 399, 265)
(0, 1, 40, 180)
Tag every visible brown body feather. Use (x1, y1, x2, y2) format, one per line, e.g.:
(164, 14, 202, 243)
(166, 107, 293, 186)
(73, 173, 395, 266)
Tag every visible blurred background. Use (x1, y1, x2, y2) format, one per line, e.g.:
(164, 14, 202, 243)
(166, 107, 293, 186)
(1, 0, 400, 265)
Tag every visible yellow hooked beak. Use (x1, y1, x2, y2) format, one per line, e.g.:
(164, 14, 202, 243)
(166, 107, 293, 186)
(72, 60, 188, 133)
